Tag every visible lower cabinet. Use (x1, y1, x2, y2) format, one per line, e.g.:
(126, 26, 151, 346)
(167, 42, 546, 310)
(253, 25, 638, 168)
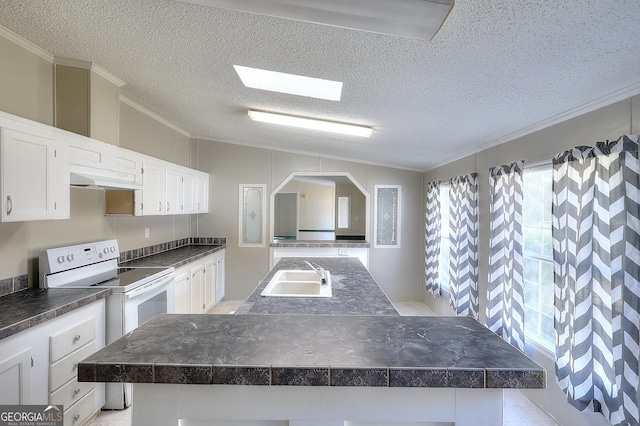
(173, 249, 225, 314)
(0, 348, 31, 404)
(0, 300, 106, 424)
(174, 271, 191, 314)
(190, 264, 205, 314)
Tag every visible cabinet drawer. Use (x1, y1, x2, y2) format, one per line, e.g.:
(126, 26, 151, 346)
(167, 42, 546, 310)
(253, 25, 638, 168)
(50, 317, 96, 363)
(49, 377, 94, 409)
(49, 341, 95, 392)
(63, 389, 95, 426)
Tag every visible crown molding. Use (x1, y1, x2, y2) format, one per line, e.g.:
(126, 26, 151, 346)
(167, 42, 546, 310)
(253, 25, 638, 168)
(53, 56, 127, 87)
(0, 25, 54, 62)
(424, 80, 640, 172)
(119, 95, 191, 138)
(91, 63, 126, 87)
(53, 56, 92, 69)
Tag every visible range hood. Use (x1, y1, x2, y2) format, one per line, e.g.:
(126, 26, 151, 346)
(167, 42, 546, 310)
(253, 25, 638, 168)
(70, 164, 143, 190)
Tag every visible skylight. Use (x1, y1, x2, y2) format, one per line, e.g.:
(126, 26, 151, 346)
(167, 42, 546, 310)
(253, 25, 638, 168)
(234, 65, 343, 101)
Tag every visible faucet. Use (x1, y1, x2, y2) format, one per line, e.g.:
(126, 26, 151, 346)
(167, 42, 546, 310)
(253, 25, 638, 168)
(304, 261, 327, 285)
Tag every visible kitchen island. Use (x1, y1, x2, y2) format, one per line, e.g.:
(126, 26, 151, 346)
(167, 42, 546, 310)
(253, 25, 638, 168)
(238, 257, 398, 316)
(79, 257, 545, 426)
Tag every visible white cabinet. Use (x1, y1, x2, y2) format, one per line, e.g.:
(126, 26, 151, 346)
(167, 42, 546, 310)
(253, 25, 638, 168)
(165, 166, 183, 215)
(190, 264, 205, 314)
(174, 271, 191, 314)
(138, 161, 209, 217)
(173, 249, 225, 314)
(203, 257, 216, 312)
(215, 252, 225, 303)
(67, 136, 143, 188)
(0, 110, 212, 221)
(49, 316, 101, 426)
(196, 173, 209, 214)
(0, 127, 69, 221)
(141, 161, 166, 216)
(182, 172, 198, 214)
(0, 299, 105, 417)
(0, 348, 31, 404)
(204, 250, 226, 310)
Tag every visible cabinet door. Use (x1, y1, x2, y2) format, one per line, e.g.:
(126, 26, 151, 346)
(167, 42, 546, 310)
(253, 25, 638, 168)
(215, 253, 225, 303)
(196, 173, 209, 213)
(183, 172, 197, 214)
(0, 348, 31, 404)
(203, 258, 216, 312)
(174, 272, 191, 314)
(165, 167, 183, 215)
(141, 162, 165, 216)
(1, 128, 57, 221)
(190, 264, 205, 314)
(52, 140, 70, 220)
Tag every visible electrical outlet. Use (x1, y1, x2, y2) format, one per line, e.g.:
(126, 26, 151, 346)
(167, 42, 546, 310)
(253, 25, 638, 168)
(145, 228, 150, 238)
(338, 248, 348, 256)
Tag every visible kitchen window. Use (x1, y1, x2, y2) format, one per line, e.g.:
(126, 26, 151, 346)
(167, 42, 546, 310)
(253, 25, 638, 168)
(438, 184, 451, 293)
(522, 165, 554, 351)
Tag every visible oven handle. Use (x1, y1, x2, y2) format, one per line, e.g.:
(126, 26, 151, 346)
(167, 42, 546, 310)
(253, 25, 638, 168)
(125, 273, 174, 300)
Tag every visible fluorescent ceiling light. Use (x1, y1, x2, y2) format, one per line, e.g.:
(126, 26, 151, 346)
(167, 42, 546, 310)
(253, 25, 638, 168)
(248, 110, 372, 138)
(234, 65, 342, 101)
(175, 0, 453, 40)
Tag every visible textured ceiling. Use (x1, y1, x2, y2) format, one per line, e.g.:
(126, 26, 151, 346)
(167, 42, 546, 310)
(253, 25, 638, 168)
(1, 0, 639, 171)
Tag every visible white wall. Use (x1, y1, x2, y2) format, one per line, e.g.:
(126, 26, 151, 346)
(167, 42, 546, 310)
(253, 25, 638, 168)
(423, 95, 640, 426)
(194, 139, 425, 302)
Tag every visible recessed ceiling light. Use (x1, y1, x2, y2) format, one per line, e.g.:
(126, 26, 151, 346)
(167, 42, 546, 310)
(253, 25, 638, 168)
(234, 65, 342, 101)
(248, 110, 372, 138)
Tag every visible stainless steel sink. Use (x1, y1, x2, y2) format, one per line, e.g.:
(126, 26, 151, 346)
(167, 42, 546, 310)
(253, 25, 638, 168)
(260, 269, 332, 297)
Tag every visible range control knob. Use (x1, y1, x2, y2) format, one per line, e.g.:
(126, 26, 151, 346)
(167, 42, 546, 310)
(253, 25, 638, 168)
(110, 246, 116, 253)
(66, 254, 74, 262)
(57, 255, 65, 264)
(103, 248, 110, 255)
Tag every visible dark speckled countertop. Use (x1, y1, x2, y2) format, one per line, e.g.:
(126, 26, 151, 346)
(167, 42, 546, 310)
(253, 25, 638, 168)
(78, 313, 545, 389)
(119, 244, 225, 268)
(238, 257, 398, 316)
(0, 243, 224, 342)
(79, 256, 545, 389)
(0, 288, 111, 340)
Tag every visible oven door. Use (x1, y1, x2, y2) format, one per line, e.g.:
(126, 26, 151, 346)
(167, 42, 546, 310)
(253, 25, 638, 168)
(104, 272, 175, 410)
(123, 272, 175, 333)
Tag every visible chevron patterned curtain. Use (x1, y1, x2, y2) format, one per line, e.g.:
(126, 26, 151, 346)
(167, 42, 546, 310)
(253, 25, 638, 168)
(486, 161, 526, 351)
(552, 135, 640, 426)
(425, 180, 441, 296)
(448, 174, 479, 318)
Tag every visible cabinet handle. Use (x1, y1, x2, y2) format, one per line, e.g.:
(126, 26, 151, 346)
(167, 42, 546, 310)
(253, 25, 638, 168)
(6, 195, 12, 215)
(159, 201, 162, 212)
(73, 414, 80, 422)
(73, 334, 81, 343)
(167, 201, 171, 212)
(73, 388, 81, 396)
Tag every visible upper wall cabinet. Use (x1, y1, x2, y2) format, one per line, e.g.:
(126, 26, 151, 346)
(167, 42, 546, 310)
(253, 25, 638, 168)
(106, 158, 209, 217)
(0, 110, 208, 220)
(141, 161, 166, 216)
(0, 116, 70, 222)
(138, 162, 208, 216)
(196, 173, 209, 214)
(67, 135, 143, 187)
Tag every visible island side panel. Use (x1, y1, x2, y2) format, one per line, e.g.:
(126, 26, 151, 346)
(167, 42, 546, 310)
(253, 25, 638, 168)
(132, 384, 503, 426)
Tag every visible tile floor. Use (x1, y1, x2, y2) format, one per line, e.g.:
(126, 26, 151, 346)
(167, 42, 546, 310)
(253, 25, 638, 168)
(87, 301, 559, 426)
